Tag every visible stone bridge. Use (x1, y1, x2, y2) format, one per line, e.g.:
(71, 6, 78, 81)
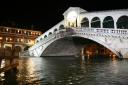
(24, 7, 128, 58)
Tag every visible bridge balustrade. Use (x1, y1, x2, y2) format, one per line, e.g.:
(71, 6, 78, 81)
(74, 28, 128, 38)
(28, 28, 75, 52)
(28, 27, 128, 55)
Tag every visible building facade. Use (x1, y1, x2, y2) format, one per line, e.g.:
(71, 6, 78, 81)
(0, 26, 42, 51)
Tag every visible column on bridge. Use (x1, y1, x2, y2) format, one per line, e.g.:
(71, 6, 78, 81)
(89, 20, 91, 28)
(100, 18, 103, 28)
(114, 19, 117, 29)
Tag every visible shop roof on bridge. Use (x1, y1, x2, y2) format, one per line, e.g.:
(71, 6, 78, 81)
(63, 7, 87, 17)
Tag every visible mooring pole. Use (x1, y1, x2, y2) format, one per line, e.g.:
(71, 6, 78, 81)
(81, 48, 85, 61)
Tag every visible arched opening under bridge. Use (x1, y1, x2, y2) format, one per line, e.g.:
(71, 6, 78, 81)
(41, 37, 118, 59)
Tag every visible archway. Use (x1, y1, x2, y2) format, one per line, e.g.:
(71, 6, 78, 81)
(41, 36, 118, 58)
(59, 25, 65, 30)
(49, 32, 52, 35)
(44, 35, 47, 38)
(14, 46, 22, 52)
(13, 46, 22, 57)
(54, 28, 58, 32)
(91, 17, 101, 28)
(81, 17, 89, 27)
(103, 16, 114, 28)
(5, 46, 12, 51)
(117, 15, 128, 29)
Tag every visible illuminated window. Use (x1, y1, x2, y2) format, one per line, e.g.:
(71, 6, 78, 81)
(33, 32, 35, 35)
(21, 39, 23, 42)
(6, 29, 8, 32)
(24, 31, 26, 33)
(17, 39, 19, 42)
(6, 37, 12, 42)
(0, 37, 2, 40)
(36, 32, 38, 35)
(10, 38, 12, 41)
(6, 37, 8, 41)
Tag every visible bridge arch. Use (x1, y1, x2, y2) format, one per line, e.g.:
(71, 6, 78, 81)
(44, 35, 47, 38)
(73, 35, 118, 57)
(36, 40, 39, 43)
(54, 28, 58, 32)
(40, 34, 119, 58)
(117, 15, 128, 29)
(91, 17, 101, 28)
(40, 38, 43, 41)
(49, 32, 52, 35)
(81, 17, 89, 27)
(59, 25, 65, 30)
(103, 16, 114, 28)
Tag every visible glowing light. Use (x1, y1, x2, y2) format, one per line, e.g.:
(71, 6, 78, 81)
(21, 39, 23, 42)
(67, 11, 77, 21)
(0, 37, 2, 40)
(24, 31, 26, 33)
(10, 38, 12, 41)
(6, 37, 8, 40)
(17, 38, 19, 42)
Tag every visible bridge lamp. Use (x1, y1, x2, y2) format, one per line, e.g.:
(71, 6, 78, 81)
(67, 11, 78, 27)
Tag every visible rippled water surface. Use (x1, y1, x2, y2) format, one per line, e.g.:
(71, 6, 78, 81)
(1, 57, 128, 85)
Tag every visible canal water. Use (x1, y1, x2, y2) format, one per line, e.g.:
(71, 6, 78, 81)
(1, 57, 128, 85)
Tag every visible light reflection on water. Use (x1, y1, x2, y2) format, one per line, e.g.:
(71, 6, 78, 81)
(1, 57, 128, 85)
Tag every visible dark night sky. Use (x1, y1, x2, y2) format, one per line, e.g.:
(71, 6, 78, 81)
(0, 0, 127, 32)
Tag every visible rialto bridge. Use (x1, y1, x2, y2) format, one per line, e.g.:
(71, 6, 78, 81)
(25, 7, 128, 58)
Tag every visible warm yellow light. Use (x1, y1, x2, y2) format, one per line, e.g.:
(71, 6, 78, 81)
(67, 11, 77, 21)
(0, 37, 2, 40)
(21, 39, 23, 42)
(6, 37, 8, 40)
(27, 40, 34, 45)
(24, 31, 26, 33)
(17, 39, 19, 41)
(10, 38, 12, 41)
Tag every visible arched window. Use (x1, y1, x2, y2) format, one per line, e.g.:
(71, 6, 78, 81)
(36, 40, 39, 43)
(14, 46, 22, 52)
(54, 28, 58, 32)
(117, 15, 128, 29)
(44, 35, 47, 38)
(59, 25, 65, 30)
(103, 16, 114, 28)
(40, 38, 43, 41)
(81, 17, 89, 27)
(91, 17, 101, 28)
(49, 32, 52, 35)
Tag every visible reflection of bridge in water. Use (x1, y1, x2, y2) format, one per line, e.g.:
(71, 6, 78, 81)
(24, 7, 128, 58)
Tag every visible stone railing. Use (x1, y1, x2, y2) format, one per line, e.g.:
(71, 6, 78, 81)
(74, 28, 128, 38)
(22, 28, 75, 56)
